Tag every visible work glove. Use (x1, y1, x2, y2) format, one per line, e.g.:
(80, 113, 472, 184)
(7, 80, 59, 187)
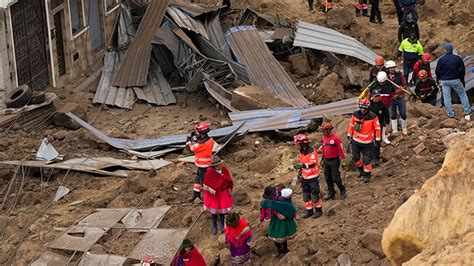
(186, 135, 192, 142)
(341, 159, 348, 168)
(294, 163, 304, 170)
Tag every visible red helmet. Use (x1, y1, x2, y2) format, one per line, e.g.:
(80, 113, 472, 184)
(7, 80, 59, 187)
(422, 53, 431, 61)
(321, 122, 333, 130)
(294, 134, 310, 144)
(195, 122, 210, 133)
(359, 99, 370, 109)
(418, 69, 428, 78)
(375, 56, 384, 66)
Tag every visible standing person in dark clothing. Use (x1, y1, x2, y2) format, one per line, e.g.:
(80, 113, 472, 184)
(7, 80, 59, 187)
(415, 70, 439, 106)
(398, 0, 418, 22)
(369, 89, 390, 165)
(398, 33, 423, 83)
(369, 0, 383, 24)
(308, 0, 315, 12)
(393, 0, 403, 24)
(398, 13, 419, 43)
(385, 60, 409, 135)
(369, 71, 396, 109)
(369, 56, 387, 83)
(435, 43, 471, 120)
(320, 122, 347, 201)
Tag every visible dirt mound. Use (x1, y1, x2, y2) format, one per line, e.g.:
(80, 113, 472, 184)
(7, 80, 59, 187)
(231, 85, 290, 110)
(307, 72, 345, 104)
(382, 130, 474, 265)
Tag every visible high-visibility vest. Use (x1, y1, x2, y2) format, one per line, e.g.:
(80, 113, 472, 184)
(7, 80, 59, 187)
(299, 150, 319, 179)
(189, 138, 214, 167)
(347, 111, 381, 144)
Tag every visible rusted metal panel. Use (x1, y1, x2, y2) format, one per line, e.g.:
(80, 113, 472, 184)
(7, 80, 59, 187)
(31, 251, 71, 266)
(128, 228, 190, 264)
(171, 3, 222, 17)
(226, 26, 310, 107)
(294, 21, 377, 65)
(121, 206, 171, 230)
(113, 0, 169, 87)
(77, 208, 131, 229)
(48, 226, 107, 252)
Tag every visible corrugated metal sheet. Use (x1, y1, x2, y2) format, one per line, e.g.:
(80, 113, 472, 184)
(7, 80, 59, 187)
(205, 13, 232, 58)
(293, 21, 378, 65)
(229, 98, 357, 122)
(94, 52, 175, 108)
(226, 26, 310, 107)
(171, 3, 221, 17)
(195, 35, 250, 84)
(167, 6, 209, 38)
(113, 0, 168, 87)
(203, 78, 238, 112)
(94, 52, 136, 109)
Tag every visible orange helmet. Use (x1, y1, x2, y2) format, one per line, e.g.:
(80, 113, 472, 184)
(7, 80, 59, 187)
(418, 70, 428, 78)
(294, 134, 310, 144)
(321, 122, 333, 130)
(375, 56, 384, 66)
(359, 99, 370, 109)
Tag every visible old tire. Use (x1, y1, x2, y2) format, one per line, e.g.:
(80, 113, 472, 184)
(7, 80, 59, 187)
(29, 92, 46, 105)
(3, 85, 33, 108)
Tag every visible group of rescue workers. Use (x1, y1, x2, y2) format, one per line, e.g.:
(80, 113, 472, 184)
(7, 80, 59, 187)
(166, 1, 473, 265)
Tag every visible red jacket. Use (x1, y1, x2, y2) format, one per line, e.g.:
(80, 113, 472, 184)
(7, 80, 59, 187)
(171, 246, 206, 266)
(413, 60, 432, 81)
(322, 134, 345, 160)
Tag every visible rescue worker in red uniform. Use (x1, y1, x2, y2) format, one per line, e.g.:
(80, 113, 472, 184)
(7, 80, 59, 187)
(412, 53, 432, 84)
(347, 99, 381, 183)
(320, 122, 347, 201)
(186, 122, 215, 202)
(355, 0, 369, 17)
(294, 134, 323, 219)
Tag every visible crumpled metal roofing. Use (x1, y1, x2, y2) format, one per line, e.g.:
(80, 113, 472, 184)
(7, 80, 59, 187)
(113, 0, 168, 87)
(226, 26, 310, 107)
(293, 21, 378, 65)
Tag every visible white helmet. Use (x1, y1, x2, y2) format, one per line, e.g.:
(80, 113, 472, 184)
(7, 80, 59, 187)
(385, 60, 396, 68)
(377, 71, 388, 82)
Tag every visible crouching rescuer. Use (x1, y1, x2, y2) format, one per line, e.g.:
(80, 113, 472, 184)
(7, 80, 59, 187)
(347, 99, 381, 183)
(186, 122, 215, 202)
(294, 134, 323, 219)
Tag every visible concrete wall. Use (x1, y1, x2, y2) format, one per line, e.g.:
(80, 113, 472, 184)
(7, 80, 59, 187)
(51, 0, 119, 88)
(0, 8, 11, 109)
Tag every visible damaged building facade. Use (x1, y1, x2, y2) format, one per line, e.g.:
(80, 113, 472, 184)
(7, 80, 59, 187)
(0, 0, 120, 108)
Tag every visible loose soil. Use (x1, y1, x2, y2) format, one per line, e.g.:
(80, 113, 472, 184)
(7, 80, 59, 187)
(0, 0, 473, 265)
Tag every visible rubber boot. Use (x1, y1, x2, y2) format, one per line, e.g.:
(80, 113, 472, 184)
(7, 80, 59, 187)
(281, 241, 290, 254)
(363, 172, 371, 183)
(219, 214, 225, 234)
(313, 207, 323, 219)
(302, 209, 313, 219)
(382, 127, 391, 144)
(340, 188, 347, 199)
(187, 191, 200, 203)
(211, 216, 218, 235)
(401, 119, 408, 135)
(323, 193, 335, 201)
(357, 166, 364, 177)
(391, 119, 399, 135)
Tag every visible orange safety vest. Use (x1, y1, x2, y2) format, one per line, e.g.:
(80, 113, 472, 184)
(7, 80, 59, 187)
(347, 111, 381, 144)
(299, 150, 319, 179)
(189, 138, 214, 167)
